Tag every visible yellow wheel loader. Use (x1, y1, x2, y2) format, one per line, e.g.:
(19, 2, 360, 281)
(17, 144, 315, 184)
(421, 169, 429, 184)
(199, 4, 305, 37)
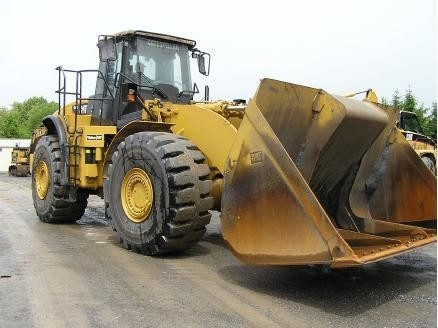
(347, 90, 437, 175)
(29, 30, 436, 267)
(9, 147, 30, 177)
(397, 110, 436, 174)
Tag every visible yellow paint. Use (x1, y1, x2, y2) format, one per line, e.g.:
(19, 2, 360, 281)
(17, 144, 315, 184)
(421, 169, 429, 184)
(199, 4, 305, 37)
(35, 160, 50, 199)
(79, 126, 116, 147)
(121, 168, 154, 223)
(29, 154, 34, 171)
(345, 88, 378, 103)
(44, 102, 118, 190)
(95, 148, 103, 161)
(168, 103, 239, 174)
(44, 98, 241, 191)
(365, 89, 378, 103)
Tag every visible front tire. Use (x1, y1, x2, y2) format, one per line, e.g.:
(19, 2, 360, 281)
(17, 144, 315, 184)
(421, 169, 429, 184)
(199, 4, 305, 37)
(104, 132, 213, 255)
(32, 135, 88, 223)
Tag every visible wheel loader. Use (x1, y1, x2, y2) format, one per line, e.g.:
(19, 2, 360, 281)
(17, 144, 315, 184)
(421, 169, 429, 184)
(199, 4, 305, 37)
(397, 110, 436, 174)
(9, 147, 30, 177)
(347, 89, 437, 175)
(29, 30, 436, 268)
(9, 127, 47, 177)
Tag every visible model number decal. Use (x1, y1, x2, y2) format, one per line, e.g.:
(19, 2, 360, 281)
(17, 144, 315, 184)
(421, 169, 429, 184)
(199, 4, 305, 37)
(86, 135, 103, 141)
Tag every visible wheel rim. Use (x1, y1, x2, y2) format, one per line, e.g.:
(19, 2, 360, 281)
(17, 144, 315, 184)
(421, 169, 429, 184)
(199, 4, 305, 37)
(121, 168, 154, 223)
(35, 160, 50, 199)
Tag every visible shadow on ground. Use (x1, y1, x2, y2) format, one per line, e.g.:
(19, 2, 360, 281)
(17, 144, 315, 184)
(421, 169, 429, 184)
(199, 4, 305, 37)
(217, 248, 436, 317)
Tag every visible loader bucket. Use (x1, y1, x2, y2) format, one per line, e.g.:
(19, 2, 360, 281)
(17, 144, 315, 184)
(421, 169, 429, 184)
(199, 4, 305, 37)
(221, 78, 436, 268)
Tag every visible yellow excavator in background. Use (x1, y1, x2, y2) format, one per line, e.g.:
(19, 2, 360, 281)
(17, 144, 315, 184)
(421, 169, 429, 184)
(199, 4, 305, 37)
(29, 31, 436, 268)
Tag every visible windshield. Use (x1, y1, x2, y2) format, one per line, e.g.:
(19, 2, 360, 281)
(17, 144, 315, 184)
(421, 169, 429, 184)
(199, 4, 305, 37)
(401, 112, 423, 134)
(124, 37, 192, 93)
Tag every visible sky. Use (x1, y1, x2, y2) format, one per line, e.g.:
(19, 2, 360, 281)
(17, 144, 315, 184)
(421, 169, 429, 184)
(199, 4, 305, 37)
(0, 0, 436, 108)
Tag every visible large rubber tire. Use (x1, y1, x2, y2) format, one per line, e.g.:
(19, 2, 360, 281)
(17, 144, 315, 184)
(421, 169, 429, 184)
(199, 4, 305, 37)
(8, 165, 16, 176)
(32, 135, 88, 223)
(104, 132, 213, 255)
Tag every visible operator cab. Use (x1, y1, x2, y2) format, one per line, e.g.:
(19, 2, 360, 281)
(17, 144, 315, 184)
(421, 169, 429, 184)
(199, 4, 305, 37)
(398, 110, 436, 147)
(398, 111, 424, 134)
(88, 30, 210, 126)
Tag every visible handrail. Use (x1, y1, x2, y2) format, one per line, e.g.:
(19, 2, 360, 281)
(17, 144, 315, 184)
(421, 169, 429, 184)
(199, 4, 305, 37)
(54, 66, 115, 186)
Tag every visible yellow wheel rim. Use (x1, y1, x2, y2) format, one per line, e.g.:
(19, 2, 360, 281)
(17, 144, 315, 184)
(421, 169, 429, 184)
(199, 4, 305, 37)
(121, 168, 154, 223)
(35, 160, 50, 199)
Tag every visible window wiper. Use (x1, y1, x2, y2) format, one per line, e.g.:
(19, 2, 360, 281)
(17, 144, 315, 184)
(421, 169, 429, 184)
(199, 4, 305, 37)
(138, 72, 168, 99)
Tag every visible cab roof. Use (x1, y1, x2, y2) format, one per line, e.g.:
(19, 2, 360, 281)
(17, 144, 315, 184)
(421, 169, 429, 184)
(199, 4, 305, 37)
(109, 30, 197, 49)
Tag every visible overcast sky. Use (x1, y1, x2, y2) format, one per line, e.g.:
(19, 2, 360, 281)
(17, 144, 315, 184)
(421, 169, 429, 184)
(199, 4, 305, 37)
(0, 0, 436, 108)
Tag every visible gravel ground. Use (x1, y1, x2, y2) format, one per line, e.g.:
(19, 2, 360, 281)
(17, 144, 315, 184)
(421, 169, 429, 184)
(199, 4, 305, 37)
(0, 173, 436, 328)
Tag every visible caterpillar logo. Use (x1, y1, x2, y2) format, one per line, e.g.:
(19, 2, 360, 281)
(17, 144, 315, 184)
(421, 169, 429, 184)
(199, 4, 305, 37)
(86, 135, 103, 141)
(72, 104, 88, 113)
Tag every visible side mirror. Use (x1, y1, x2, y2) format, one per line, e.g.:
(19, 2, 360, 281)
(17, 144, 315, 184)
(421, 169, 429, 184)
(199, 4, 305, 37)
(192, 49, 210, 76)
(98, 36, 117, 62)
(198, 55, 206, 75)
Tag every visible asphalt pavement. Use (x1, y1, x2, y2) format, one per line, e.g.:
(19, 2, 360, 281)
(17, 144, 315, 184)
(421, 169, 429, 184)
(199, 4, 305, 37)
(0, 174, 436, 327)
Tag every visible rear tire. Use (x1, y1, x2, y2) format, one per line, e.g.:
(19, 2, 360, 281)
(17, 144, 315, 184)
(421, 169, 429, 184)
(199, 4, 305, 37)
(104, 132, 213, 255)
(8, 165, 16, 176)
(32, 135, 88, 223)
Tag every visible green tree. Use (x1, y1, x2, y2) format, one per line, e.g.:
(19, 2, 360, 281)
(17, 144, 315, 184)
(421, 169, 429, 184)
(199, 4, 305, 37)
(423, 102, 437, 140)
(400, 89, 424, 124)
(392, 89, 401, 108)
(0, 109, 24, 137)
(0, 97, 57, 138)
(26, 102, 57, 133)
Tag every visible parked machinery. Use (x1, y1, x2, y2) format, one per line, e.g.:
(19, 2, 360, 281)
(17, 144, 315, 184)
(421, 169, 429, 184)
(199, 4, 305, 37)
(29, 31, 436, 268)
(397, 110, 436, 174)
(9, 147, 30, 177)
(347, 89, 436, 174)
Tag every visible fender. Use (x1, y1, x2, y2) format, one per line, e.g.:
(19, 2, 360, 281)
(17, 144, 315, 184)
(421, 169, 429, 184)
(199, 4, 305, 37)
(40, 115, 69, 187)
(103, 121, 174, 179)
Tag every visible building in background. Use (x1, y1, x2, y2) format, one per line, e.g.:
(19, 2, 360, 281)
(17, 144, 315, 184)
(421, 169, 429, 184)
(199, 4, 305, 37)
(0, 139, 31, 172)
